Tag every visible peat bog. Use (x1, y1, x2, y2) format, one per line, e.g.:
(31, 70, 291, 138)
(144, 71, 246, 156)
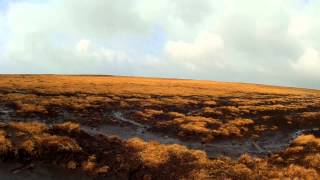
(0, 75, 320, 179)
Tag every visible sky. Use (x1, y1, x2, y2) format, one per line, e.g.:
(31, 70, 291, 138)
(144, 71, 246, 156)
(0, 0, 320, 89)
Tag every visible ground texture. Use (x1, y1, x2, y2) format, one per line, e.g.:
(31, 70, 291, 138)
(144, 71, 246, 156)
(0, 75, 320, 179)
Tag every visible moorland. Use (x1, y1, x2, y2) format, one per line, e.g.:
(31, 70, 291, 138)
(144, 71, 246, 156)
(0, 75, 319, 179)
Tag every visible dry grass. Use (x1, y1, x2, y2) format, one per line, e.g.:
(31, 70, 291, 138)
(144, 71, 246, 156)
(0, 75, 318, 96)
(1, 75, 319, 141)
(0, 75, 320, 178)
(229, 118, 254, 126)
(52, 122, 80, 133)
(0, 130, 12, 154)
(293, 134, 320, 146)
(0, 121, 317, 179)
(10, 122, 47, 134)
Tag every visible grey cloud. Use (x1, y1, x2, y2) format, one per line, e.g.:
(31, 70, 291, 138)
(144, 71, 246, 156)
(1, 0, 320, 89)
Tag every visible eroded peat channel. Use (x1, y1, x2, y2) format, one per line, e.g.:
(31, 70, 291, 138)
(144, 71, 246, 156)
(0, 75, 320, 179)
(1, 105, 319, 158)
(83, 111, 320, 157)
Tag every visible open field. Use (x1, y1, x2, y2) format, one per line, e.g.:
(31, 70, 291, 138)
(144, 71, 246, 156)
(0, 75, 320, 179)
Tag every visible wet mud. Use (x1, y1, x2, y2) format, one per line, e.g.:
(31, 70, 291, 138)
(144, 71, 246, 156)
(0, 162, 87, 180)
(1, 106, 319, 158)
(83, 111, 320, 158)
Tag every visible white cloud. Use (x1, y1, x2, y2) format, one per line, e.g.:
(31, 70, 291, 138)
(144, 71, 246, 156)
(1, 0, 320, 88)
(6, 0, 150, 39)
(76, 39, 90, 53)
(291, 48, 320, 77)
(1, 0, 153, 74)
(288, 15, 312, 37)
(165, 31, 224, 60)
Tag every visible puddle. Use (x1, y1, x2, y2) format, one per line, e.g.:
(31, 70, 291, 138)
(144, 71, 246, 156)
(186, 108, 203, 116)
(113, 111, 149, 128)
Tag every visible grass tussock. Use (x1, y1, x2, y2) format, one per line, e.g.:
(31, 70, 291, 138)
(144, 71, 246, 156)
(52, 122, 80, 133)
(293, 134, 320, 146)
(10, 122, 47, 134)
(0, 122, 318, 179)
(0, 130, 12, 154)
(0, 76, 320, 178)
(1, 75, 320, 142)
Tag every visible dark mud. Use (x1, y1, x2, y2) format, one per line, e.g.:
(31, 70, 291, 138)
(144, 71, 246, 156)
(83, 111, 318, 158)
(1, 107, 320, 179)
(0, 106, 15, 123)
(1, 107, 319, 158)
(293, 128, 320, 137)
(0, 162, 87, 180)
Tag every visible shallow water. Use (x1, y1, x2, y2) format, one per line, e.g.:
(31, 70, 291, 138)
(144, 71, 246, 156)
(113, 111, 149, 128)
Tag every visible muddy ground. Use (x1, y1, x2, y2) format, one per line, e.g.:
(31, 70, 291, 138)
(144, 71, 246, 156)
(0, 75, 320, 179)
(1, 106, 318, 158)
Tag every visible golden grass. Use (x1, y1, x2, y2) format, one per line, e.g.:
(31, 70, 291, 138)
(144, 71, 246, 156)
(0, 75, 319, 142)
(0, 122, 317, 179)
(52, 122, 80, 133)
(0, 130, 12, 154)
(0, 75, 318, 96)
(10, 122, 47, 134)
(0, 75, 319, 178)
(293, 135, 320, 146)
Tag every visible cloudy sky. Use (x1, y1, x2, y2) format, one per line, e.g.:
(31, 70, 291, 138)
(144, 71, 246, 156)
(0, 0, 319, 89)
